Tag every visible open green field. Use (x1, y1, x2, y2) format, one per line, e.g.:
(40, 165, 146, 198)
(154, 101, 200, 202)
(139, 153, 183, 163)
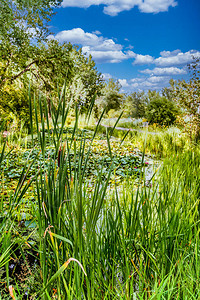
(0, 95, 199, 300)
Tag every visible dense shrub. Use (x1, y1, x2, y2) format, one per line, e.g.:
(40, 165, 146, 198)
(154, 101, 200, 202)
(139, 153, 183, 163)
(146, 96, 179, 126)
(124, 91, 148, 118)
(170, 58, 200, 140)
(0, 84, 30, 130)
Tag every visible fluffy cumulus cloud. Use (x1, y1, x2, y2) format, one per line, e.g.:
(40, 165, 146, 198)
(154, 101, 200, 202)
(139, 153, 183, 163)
(92, 30, 102, 35)
(118, 79, 129, 87)
(132, 54, 154, 65)
(102, 73, 113, 80)
(52, 28, 122, 50)
(49, 27, 199, 90)
(129, 75, 170, 90)
(50, 28, 200, 68)
(148, 75, 169, 83)
(61, 0, 177, 16)
(136, 50, 200, 68)
(106, 48, 200, 91)
(50, 28, 136, 63)
(155, 50, 200, 67)
(131, 49, 200, 67)
(140, 67, 187, 75)
(82, 47, 128, 63)
(139, 0, 177, 13)
(118, 74, 175, 91)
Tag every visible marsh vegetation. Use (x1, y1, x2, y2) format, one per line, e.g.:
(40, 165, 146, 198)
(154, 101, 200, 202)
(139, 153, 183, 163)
(0, 1, 199, 298)
(0, 90, 199, 299)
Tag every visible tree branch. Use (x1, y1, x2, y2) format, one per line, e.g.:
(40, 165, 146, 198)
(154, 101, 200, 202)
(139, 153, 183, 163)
(0, 59, 39, 87)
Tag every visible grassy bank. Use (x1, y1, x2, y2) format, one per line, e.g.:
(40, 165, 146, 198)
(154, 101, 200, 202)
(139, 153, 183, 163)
(86, 124, 191, 159)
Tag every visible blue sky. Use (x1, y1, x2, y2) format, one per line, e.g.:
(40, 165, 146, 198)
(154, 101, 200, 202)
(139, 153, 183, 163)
(49, 0, 200, 92)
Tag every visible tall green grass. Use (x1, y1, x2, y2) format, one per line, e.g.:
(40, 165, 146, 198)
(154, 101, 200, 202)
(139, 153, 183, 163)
(0, 128, 34, 297)
(0, 86, 199, 299)
(93, 124, 191, 158)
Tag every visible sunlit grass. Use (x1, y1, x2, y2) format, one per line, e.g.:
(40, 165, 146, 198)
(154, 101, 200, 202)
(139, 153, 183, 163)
(0, 87, 199, 299)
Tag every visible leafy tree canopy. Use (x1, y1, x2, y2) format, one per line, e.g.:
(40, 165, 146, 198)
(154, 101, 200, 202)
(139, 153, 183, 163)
(125, 91, 148, 119)
(0, 0, 62, 87)
(146, 96, 179, 126)
(95, 79, 124, 116)
(0, 0, 104, 128)
(0, 0, 61, 43)
(170, 57, 200, 139)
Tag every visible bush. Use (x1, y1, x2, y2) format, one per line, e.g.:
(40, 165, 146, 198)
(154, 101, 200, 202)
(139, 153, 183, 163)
(170, 58, 200, 140)
(146, 96, 179, 126)
(0, 84, 30, 131)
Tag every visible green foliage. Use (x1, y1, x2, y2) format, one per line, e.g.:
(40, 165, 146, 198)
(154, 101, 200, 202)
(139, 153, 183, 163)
(104, 91, 124, 113)
(161, 86, 174, 101)
(95, 79, 124, 116)
(68, 51, 104, 111)
(147, 89, 160, 101)
(171, 57, 200, 140)
(0, 0, 61, 44)
(0, 0, 61, 87)
(0, 89, 199, 298)
(146, 96, 179, 126)
(0, 33, 103, 129)
(0, 38, 102, 97)
(125, 91, 148, 118)
(0, 0, 103, 126)
(0, 83, 30, 130)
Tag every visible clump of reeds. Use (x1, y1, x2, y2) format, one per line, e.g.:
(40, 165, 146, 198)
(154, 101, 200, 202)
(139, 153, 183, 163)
(0, 85, 199, 299)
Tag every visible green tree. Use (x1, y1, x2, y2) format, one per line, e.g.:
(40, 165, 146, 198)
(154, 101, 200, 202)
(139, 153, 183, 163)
(146, 96, 179, 126)
(147, 90, 160, 101)
(95, 79, 124, 116)
(68, 51, 104, 111)
(161, 86, 174, 101)
(0, 83, 30, 130)
(0, 0, 62, 87)
(125, 91, 148, 118)
(0, 40, 103, 128)
(0, 1, 104, 127)
(170, 57, 200, 140)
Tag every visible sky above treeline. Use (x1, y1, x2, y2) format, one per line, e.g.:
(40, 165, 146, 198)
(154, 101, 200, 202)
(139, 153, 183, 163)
(49, 0, 200, 92)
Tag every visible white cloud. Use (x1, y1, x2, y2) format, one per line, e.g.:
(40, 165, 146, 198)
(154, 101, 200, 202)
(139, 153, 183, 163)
(109, 70, 186, 92)
(117, 75, 170, 91)
(82, 47, 128, 63)
(159, 49, 181, 57)
(141, 66, 187, 75)
(126, 45, 134, 50)
(102, 73, 113, 80)
(61, 0, 105, 8)
(118, 79, 129, 87)
(141, 81, 156, 87)
(52, 28, 121, 50)
(139, 0, 177, 13)
(148, 75, 169, 83)
(125, 50, 136, 58)
(130, 78, 145, 83)
(133, 49, 200, 70)
(134, 50, 200, 68)
(133, 54, 154, 65)
(61, 0, 177, 16)
(50, 28, 200, 70)
(155, 50, 200, 67)
(128, 75, 172, 91)
(50, 28, 136, 63)
(131, 82, 139, 88)
(92, 30, 101, 35)
(132, 80, 157, 88)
